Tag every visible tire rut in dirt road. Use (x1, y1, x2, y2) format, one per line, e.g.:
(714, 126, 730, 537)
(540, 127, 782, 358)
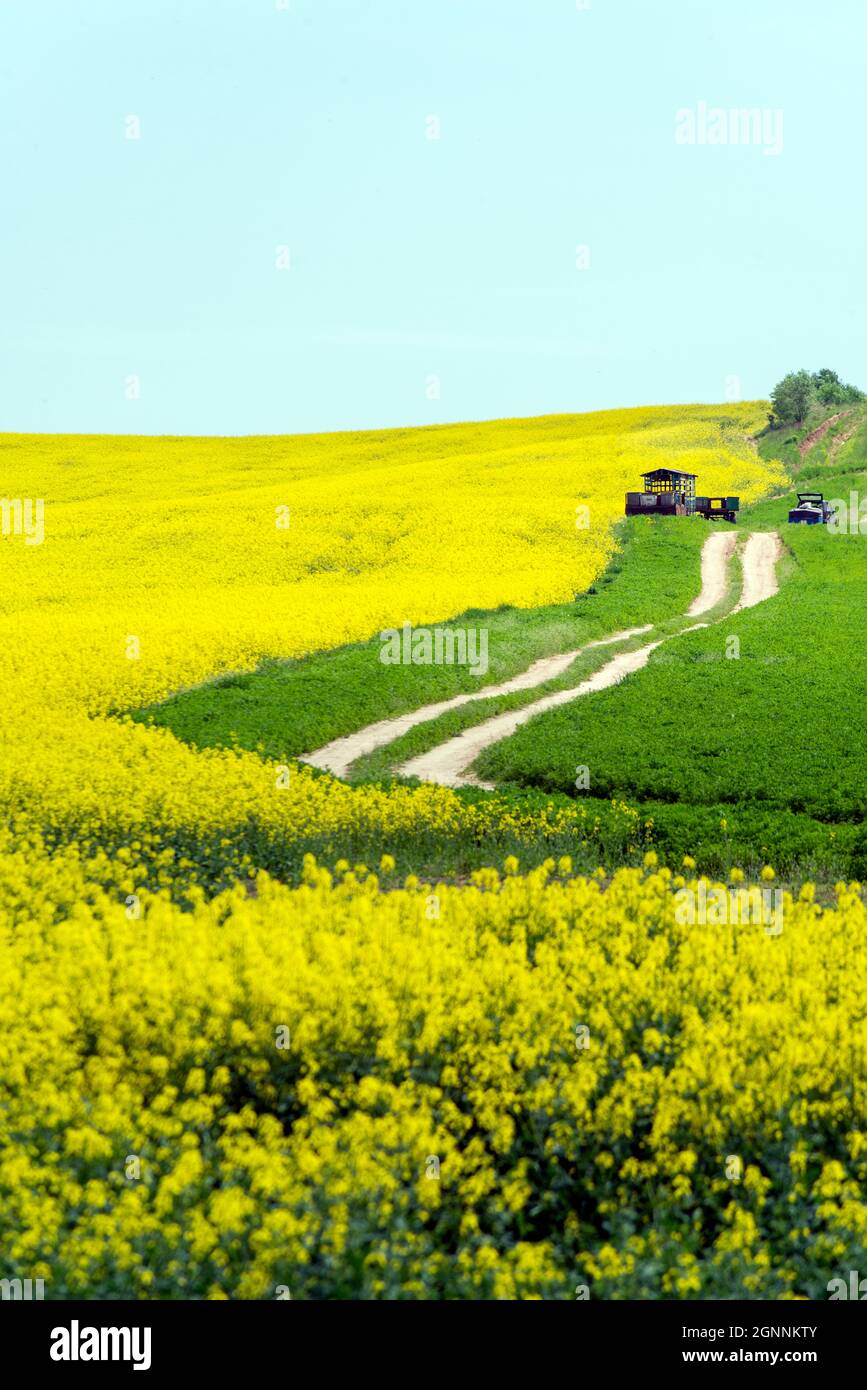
(687, 530, 737, 616)
(732, 531, 782, 612)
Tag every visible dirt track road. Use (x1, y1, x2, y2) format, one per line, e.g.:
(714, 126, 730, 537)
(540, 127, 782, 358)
(397, 531, 779, 789)
(302, 624, 653, 779)
(303, 530, 778, 786)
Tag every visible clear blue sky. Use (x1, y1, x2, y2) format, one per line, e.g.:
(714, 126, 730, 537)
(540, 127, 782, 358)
(1, 0, 865, 436)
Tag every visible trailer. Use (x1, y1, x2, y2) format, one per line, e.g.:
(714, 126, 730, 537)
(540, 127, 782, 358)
(694, 495, 739, 523)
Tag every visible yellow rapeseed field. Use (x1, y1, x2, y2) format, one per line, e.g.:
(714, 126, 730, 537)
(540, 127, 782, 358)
(1, 405, 778, 865)
(2, 841, 866, 1299)
(7, 402, 832, 1300)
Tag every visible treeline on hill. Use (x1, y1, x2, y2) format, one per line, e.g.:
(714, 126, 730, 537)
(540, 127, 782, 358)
(768, 366, 863, 426)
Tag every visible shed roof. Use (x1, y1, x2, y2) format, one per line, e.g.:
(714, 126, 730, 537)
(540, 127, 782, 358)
(642, 468, 697, 481)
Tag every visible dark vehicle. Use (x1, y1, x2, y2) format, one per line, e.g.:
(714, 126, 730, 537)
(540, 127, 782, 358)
(788, 492, 832, 525)
(694, 495, 739, 523)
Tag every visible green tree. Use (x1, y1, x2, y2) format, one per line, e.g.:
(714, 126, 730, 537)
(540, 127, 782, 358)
(771, 369, 815, 424)
(811, 367, 864, 406)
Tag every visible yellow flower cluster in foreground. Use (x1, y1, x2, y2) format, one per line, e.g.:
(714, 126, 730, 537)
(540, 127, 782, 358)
(0, 848, 864, 1300)
(0, 405, 780, 859)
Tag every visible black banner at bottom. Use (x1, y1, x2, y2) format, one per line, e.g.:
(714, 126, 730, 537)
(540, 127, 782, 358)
(3, 1296, 866, 1377)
